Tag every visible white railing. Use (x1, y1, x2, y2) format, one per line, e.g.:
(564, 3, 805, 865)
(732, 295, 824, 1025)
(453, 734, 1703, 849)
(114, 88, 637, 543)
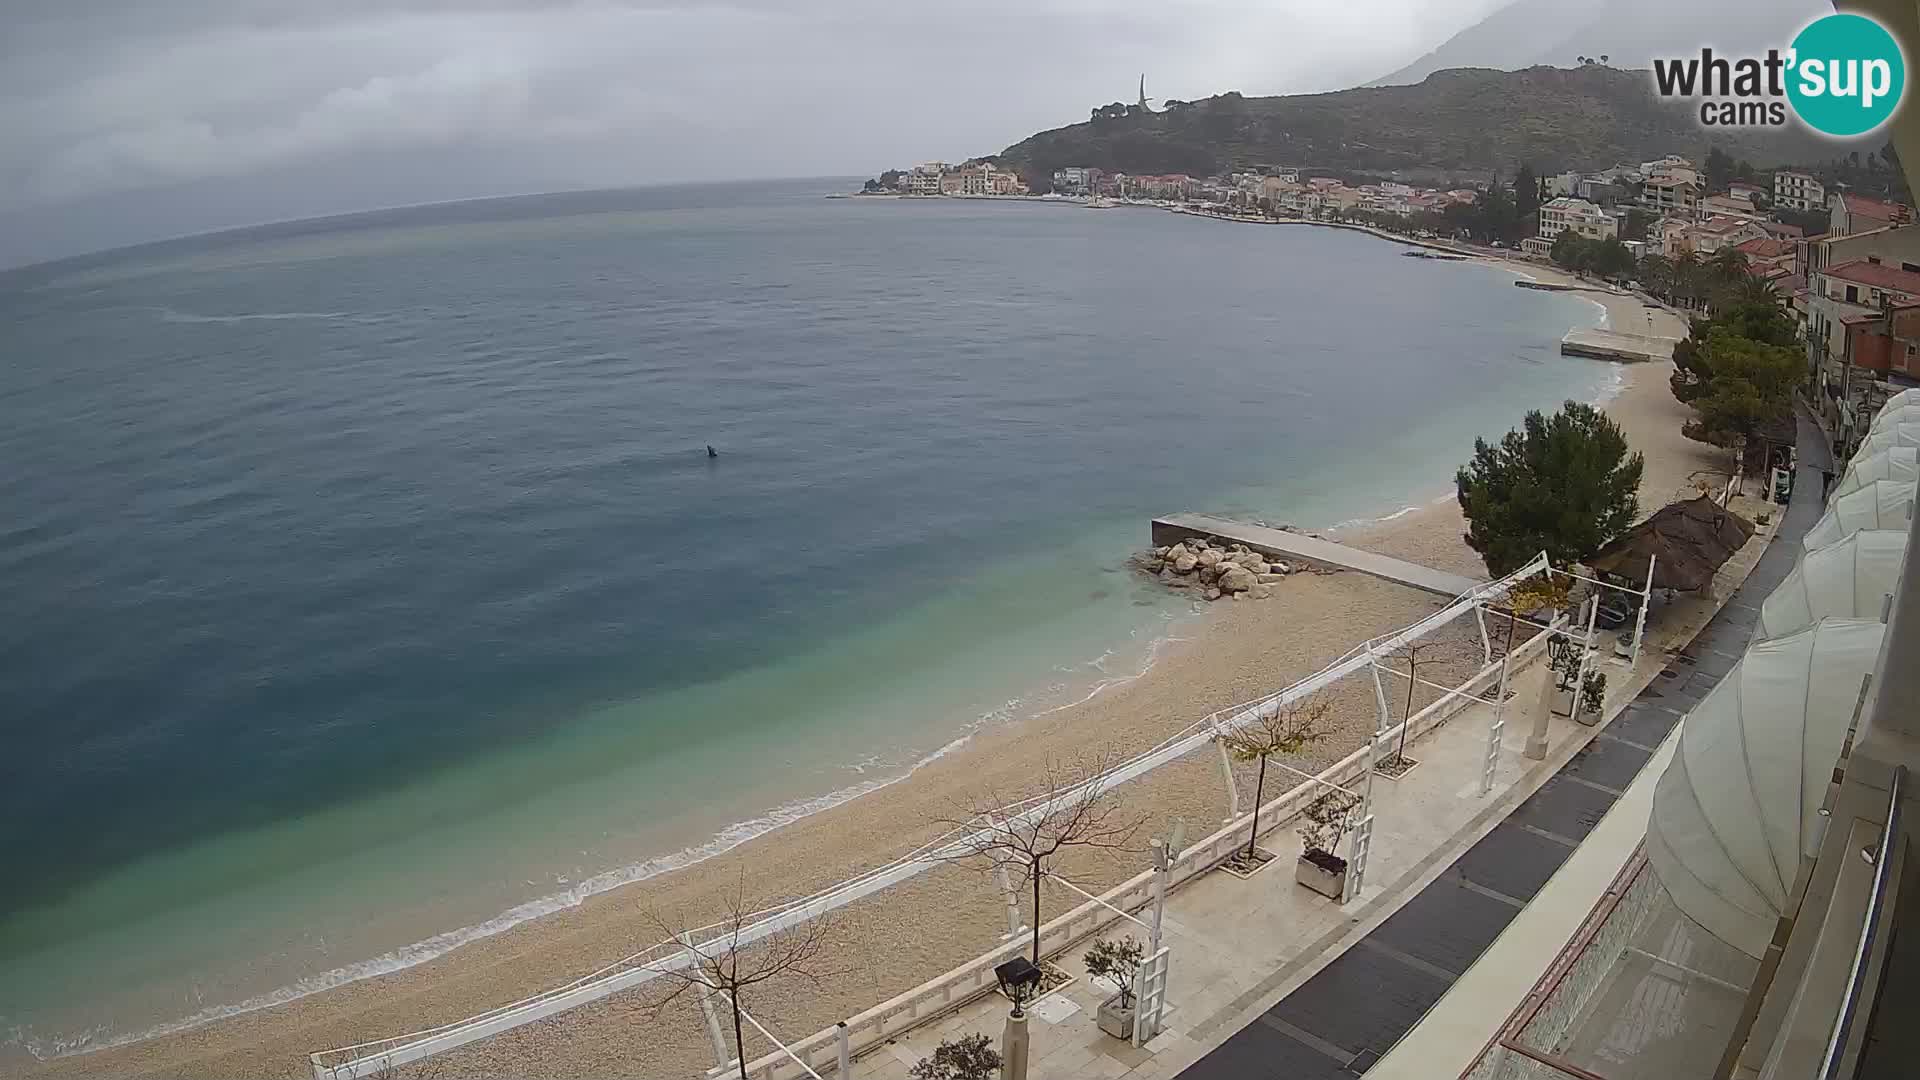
(311, 554, 1552, 1079)
(718, 607, 1564, 1080)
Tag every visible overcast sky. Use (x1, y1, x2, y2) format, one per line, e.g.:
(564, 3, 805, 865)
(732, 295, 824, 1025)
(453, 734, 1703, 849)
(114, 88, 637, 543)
(0, 0, 1506, 266)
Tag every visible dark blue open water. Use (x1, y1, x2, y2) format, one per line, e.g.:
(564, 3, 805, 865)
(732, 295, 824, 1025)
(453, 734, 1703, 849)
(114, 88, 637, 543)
(0, 180, 1611, 1051)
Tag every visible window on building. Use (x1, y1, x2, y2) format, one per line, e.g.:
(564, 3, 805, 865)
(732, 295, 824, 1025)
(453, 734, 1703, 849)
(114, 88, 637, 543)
(1848, 285, 1861, 303)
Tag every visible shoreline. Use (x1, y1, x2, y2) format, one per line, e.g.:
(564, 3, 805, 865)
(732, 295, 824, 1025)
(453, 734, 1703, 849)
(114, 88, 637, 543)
(15, 234, 1703, 1080)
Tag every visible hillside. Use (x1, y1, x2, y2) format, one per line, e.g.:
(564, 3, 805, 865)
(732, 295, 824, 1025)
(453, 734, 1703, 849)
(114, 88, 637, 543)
(1369, 0, 1815, 88)
(997, 65, 1855, 186)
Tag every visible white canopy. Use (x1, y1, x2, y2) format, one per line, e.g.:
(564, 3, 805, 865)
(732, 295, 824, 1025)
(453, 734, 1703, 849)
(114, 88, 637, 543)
(1855, 422, 1920, 459)
(1804, 479, 1916, 549)
(1877, 388, 1920, 418)
(1830, 446, 1920, 501)
(1759, 530, 1909, 638)
(1647, 618, 1888, 957)
(1871, 403, 1920, 433)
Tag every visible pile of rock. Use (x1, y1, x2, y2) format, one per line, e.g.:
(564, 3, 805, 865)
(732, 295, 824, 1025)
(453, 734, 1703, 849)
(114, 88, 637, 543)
(1135, 536, 1292, 602)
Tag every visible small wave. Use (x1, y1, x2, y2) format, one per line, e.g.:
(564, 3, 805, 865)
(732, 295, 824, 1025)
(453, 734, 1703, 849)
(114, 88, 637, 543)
(48, 610, 1186, 1058)
(40, 740, 967, 1060)
(1591, 363, 1630, 407)
(1586, 295, 1612, 332)
(1328, 500, 1434, 531)
(151, 306, 366, 325)
(1029, 628, 1176, 719)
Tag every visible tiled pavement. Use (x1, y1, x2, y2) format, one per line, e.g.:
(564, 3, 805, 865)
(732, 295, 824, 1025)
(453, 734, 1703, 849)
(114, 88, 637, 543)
(1172, 408, 1832, 1079)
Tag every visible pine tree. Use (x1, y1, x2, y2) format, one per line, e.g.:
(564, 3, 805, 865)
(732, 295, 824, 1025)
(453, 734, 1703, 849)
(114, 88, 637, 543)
(1456, 402, 1646, 575)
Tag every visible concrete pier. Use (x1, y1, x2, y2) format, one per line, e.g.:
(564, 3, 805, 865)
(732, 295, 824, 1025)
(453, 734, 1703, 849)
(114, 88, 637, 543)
(1151, 512, 1483, 598)
(1560, 327, 1674, 363)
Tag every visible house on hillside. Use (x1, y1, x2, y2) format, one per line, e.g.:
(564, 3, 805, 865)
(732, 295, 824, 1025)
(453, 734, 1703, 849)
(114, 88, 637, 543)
(1806, 259, 1920, 394)
(1774, 169, 1825, 212)
(1831, 192, 1915, 237)
(1542, 171, 1582, 197)
(1663, 215, 1766, 257)
(1761, 220, 1806, 243)
(1538, 197, 1617, 242)
(1733, 236, 1797, 283)
(1700, 193, 1765, 221)
(1642, 174, 1701, 216)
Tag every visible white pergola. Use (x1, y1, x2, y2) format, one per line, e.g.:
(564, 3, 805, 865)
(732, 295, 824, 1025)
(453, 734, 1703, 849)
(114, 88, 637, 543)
(310, 553, 1560, 1080)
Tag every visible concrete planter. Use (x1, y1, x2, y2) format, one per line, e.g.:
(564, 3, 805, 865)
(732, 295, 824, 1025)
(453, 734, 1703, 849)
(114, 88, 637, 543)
(1096, 994, 1138, 1040)
(1296, 850, 1348, 900)
(1218, 846, 1279, 879)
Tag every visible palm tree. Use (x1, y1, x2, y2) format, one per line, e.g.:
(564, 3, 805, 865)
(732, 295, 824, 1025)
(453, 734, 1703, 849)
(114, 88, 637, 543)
(1638, 253, 1675, 300)
(1735, 275, 1781, 308)
(1704, 247, 1757, 314)
(1673, 251, 1704, 308)
(1708, 246, 1749, 282)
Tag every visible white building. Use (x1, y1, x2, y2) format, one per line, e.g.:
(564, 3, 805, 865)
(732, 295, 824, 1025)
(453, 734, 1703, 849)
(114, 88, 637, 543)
(1538, 197, 1618, 242)
(1774, 169, 1826, 212)
(1051, 167, 1090, 193)
(1641, 174, 1701, 215)
(1542, 171, 1582, 197)
(904, 162, 946, 196)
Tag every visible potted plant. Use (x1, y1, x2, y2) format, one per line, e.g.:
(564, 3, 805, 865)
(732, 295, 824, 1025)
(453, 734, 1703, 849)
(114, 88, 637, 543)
(910, 1033, 1003, 1080)
(1580, 670, 1608, 723)
(1296, 789, 1362, 899)
(1216, 699, 1333, 875)
(1084, 936, 1147, 1039)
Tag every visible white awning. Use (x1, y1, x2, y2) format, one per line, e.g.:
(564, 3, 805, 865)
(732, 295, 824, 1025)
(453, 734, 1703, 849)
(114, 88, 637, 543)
(1871, 403, 1920, 433)
(1830, 446, 1919, 501)
(1877, 388, 1920, 418)
(1760, 530, 1909, 638)
(1804, 479, 1916, 549)
(1647, 618, 1888, 957)
(1855, 422, 1920, 459)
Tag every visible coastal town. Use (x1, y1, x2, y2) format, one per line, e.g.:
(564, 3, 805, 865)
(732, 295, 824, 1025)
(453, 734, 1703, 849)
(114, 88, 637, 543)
(859, 151, 1920, 439)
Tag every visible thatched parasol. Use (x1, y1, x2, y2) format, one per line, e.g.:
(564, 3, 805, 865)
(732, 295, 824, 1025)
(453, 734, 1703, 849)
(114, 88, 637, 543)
(1588, 495, 1756, 592)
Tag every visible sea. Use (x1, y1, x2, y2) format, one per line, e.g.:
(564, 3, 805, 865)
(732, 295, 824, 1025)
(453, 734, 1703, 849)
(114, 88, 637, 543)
(0, 179, 1616, 1056)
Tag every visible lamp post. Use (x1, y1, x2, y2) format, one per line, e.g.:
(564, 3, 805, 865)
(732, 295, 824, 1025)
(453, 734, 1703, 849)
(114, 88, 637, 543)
(994, 958, 1041, 1080)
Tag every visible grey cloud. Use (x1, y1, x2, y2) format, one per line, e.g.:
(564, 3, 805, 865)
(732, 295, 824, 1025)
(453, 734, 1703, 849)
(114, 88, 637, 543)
(0, 0, 1501, 263)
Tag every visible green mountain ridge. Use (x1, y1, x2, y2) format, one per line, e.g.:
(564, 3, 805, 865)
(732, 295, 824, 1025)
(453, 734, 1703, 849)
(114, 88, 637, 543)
(997, 65, 1861, 185)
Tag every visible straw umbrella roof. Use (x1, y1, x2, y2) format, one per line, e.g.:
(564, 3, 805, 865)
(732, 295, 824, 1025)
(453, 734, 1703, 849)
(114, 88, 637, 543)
(1589, 495, 1756, 591)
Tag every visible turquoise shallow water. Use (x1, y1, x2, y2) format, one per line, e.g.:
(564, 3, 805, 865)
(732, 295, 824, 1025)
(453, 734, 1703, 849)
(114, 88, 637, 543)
(0, 181, 1612, 1052)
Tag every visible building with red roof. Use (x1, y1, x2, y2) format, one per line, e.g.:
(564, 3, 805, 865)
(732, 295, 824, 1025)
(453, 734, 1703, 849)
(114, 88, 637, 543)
(1831, 192, 1915, 237)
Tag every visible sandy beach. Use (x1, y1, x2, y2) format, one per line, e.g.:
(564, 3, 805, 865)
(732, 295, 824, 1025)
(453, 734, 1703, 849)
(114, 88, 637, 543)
(11, 245, 1722, 1080)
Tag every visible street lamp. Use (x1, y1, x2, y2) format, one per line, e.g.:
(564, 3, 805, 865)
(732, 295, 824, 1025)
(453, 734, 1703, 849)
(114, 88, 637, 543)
(993, 957, 1041, 1080)
(993, 957, 1041, 1018)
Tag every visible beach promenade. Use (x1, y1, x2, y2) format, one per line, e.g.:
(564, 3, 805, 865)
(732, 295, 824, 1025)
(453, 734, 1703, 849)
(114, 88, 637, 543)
(824, 501, 1776, 1080)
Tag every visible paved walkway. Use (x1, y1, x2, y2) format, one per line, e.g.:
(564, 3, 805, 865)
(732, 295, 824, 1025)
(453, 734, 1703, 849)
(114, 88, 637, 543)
(837, 509, 1782, 1080)
(1561, 327, 1675, 363)
(1172, 410, 1829, 1080)
(1151, 514, 1483, 598)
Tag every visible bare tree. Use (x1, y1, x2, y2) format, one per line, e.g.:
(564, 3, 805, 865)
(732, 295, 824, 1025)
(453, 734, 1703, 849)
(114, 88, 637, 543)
(934, 754, 1146, 967)
(1387, 638, 1451, 765)
(644, 881, 847, 1080)
(1218, 698, 1334, 861)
